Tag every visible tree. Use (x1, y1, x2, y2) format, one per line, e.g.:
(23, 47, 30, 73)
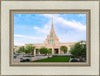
(38, 47, 48, 55)
(16, 46, 25, 53)
(70, 42, 86, 61)
(60, 46, 68, 54)
(47, 49, 52, 55)
(25, 44, 35, 55)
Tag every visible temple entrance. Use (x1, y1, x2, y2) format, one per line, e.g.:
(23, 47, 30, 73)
(54, 49, 59, 54)
(49, 49, 52, 53)
(36, 49, 39, 55)
(48, 48, 52, 54)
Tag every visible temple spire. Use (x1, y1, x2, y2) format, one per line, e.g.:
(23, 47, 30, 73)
(52, 16, 53, 25)
(50, 16, 55, 33)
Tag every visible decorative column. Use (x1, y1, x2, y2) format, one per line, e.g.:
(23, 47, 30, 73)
(67, 50, 69, 54)
(34, 49, 36, 56)
(58, 48, 60, 54)
(52, 48, 54, 55)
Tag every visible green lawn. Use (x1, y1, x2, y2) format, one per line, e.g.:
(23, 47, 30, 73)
(32, 57, 70, 62)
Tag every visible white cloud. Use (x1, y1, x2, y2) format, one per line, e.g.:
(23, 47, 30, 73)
(17, 14, 22, 17)
(33, 24, 51, 34)
(14, 34, 41, 39)
(14, 14, 86, 45)
(33, 14, 86, 35)
(43, 14, 86, 31)
(57, 30, 86, 43)
(32, 14, 86, 44)
(14, 34, 46, 45)
(78, 14, 86, 17)
(33, 26, 40, 30)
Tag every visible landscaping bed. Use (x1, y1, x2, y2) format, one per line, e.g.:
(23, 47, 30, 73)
(31, 56, 70, 62)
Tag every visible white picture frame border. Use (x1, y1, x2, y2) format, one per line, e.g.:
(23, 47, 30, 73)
(1, 1, 99, 76)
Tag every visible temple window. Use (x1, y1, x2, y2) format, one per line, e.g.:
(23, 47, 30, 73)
(51, 33, 53, 38)
(48, 40, 49, 44)
(50, 40, 52, 44)
(53, 40, 54, 44)
(48, 40, 54, 44)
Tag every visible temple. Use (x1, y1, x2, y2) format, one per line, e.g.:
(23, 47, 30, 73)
(30, 17, 76, 55)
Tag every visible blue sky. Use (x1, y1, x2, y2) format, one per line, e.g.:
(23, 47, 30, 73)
(14, 14, 86, 45)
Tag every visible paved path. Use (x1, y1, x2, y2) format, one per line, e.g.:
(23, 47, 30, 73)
(35, 56, 48, 60)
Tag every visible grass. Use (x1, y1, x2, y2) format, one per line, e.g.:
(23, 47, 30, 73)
(32, 57, 70, 62)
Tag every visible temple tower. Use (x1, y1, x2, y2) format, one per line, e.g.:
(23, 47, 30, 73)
(44, 17, 60, 46)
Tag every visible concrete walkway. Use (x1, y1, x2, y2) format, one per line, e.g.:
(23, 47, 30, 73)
(35, 56, 48, 60)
